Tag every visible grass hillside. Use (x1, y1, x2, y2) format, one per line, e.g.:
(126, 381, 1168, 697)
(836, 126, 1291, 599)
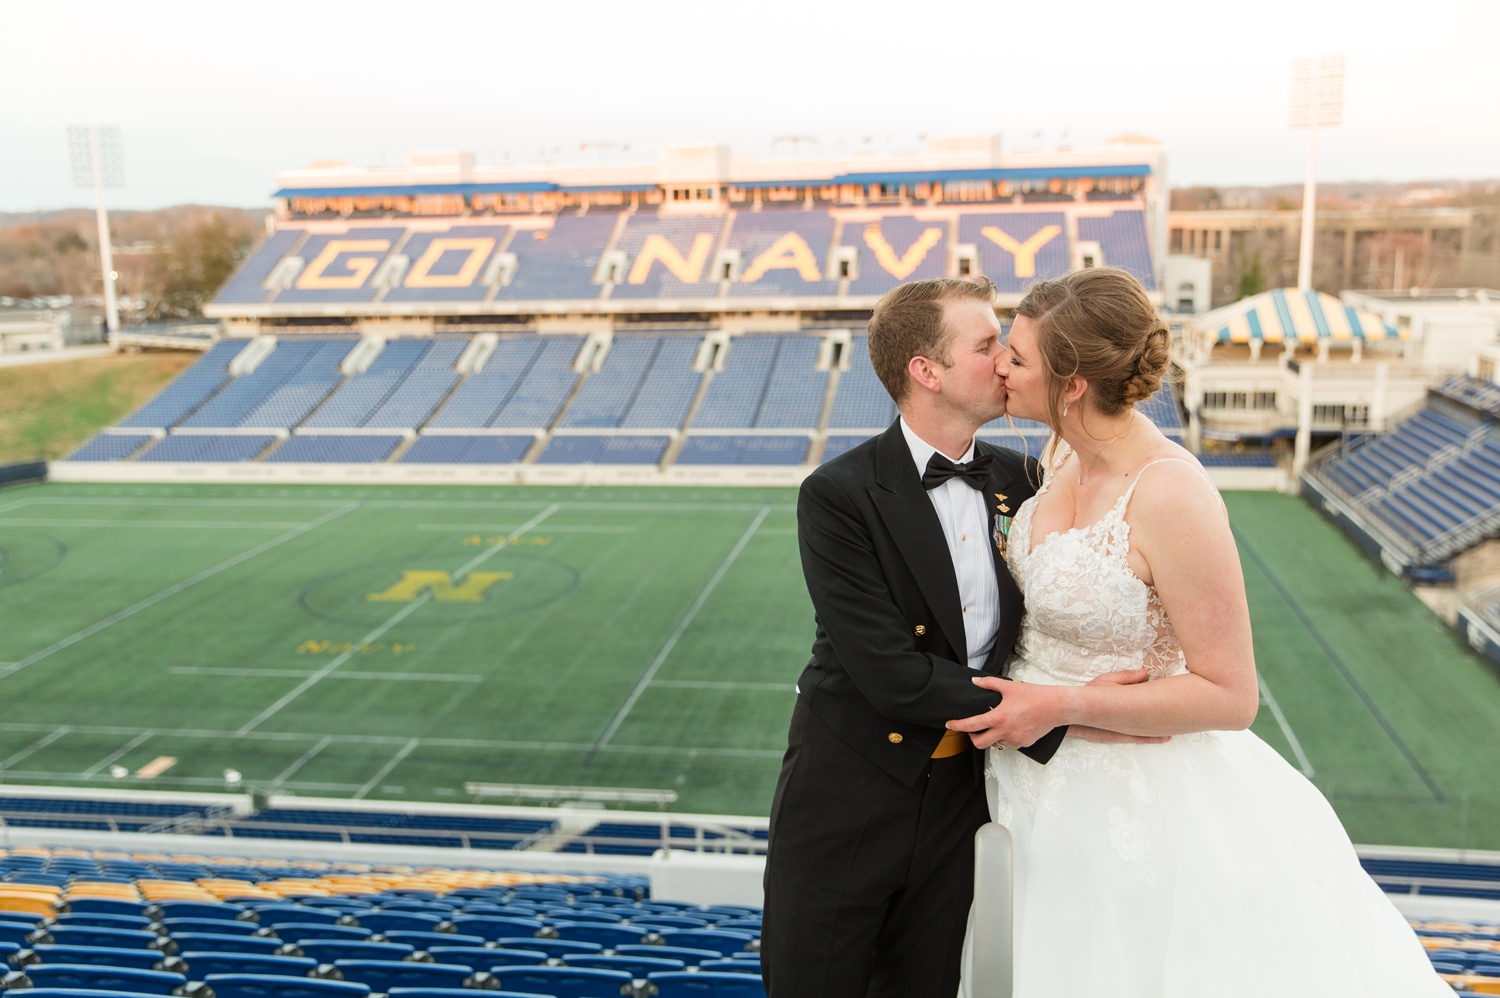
(0, 350, 196, 464)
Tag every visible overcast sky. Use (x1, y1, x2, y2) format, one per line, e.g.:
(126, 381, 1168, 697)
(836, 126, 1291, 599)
(1, 0, 1495, 211)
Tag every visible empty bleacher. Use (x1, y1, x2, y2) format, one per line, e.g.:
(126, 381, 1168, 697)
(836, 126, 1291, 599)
(609, 216, 724, 299)
(493, 216, 618, 302)
(399, 436, 534, 465)
(136, 435, 277, 463)
(64, 434, 158, 463)
(726, 211, 838, 299)
(1077, 210, 1157, 288)
(181, 340, 353, 430)
(302, 340, 431, 428)
(118, 341, 248, 429)
(269, 436, 406, 463)
(842, 216, 949, 296)
(382, 226, 511, 304)
(957, 211, 1070, 294)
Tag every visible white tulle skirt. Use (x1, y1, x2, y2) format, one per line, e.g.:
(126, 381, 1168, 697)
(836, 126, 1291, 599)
(961, 729, 1448, 997)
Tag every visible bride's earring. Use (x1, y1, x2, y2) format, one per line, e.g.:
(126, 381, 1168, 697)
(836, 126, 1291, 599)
(1063, 402, 1070, 417)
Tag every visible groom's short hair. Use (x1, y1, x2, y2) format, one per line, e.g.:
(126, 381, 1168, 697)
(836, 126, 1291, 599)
(868, 277, 998, 404)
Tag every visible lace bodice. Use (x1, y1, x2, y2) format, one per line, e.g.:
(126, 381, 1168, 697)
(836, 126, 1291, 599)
(1006, 451, 1219, 687)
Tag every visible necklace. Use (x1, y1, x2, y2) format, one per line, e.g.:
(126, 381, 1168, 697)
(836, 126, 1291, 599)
(1077, 434, 1123, 485)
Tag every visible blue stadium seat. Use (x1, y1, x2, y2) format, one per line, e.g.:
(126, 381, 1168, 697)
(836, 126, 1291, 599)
(424, 948, 545, 968)
(700, 959, 759, 975)
(248, 907, 338, 926)
(388, 991, 543, 998)
(613, 945, 722, 967)
(493, 215, 617, 302)
(488, 966, 631, 998)
(398, 435, 534, 464)
(118, 340, 248, 429)
(0, 924, 39, 947)
(536, 910, 620, 925)
(269, 924, 371, 942)
(60, 903, 146, 919)
(1077, 211, 1157, 288)
(161, 918, 261, 937)
(203, 975, 372, 998)
(535, 435, 669, 465)
(675, 436, 809, 466)
(331, 960, 475, 992)
(646, 971, 766, 998)
(293, 942, 412, 965)
(381, 932, 483, 950)
(655, 930, 755, 956)
(37, 927, 165, 952)
(636, 916, 709, 930)
(19, 964, 186, 995)
(492, 940, 599, 960)
(14, 989, 167, 998)
(50, 915, 153, 932)
(447, 917, 542, 941)
(548, 923, 649, 948)
(343, 913, 440, 935)
(267, 435, 404, 464)
(20, 946, 168, 971)
(563, 954, 685, 977)
(64, 433, 158, 462)
(136, 434, 276, 463)
(165, 934, 273, 955)
(177, 953, 318, 980)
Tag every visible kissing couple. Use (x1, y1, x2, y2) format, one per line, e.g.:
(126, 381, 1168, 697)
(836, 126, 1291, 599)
(759, 271, 1447, 996)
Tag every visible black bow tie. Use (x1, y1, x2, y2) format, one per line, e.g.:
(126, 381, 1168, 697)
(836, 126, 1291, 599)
(922, 452, 993, 491)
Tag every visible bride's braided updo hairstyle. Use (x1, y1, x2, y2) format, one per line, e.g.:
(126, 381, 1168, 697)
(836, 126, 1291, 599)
(1013, 267, 1171, 435)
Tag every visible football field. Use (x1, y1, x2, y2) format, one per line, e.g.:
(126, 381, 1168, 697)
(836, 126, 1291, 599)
(0, 480, 1496, 849)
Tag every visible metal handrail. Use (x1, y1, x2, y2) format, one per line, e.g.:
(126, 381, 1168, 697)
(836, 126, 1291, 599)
(0, 806, 768, 856)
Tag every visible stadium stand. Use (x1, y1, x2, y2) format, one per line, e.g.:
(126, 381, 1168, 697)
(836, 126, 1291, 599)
(1305, 377, 1500, 567)
(180, 341, 353, 430)
(118, 341, 248, 429)
(725, 211, 838, 299)
(271, 230, 405, 306)
(609, 216, 724, 299)
(1076, 210, 1157, 288)
(399, 436, 534, 465)
(301, 340, 432, 429)
(382, 226, 511, 304)
(957, 212, 1070, 294)
(136, 435, 277, 463)
(425, 340, 547, 430)
(842, 216, 950, 296)
(493, 216, 618, 302)
(212, 230, 304, 306)
(268, 436, 405, 463)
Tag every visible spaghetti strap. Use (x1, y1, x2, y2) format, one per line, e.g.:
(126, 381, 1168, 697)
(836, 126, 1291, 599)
(1121, 457, 1227, 515)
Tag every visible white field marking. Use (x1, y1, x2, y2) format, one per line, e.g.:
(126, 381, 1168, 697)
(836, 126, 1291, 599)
(81, 730, 155, 777)
(652, 680, 797, 692)
(0, 722, 783, 757)
(1259, 676, 1315, 778)
(171, 667, 481, 682)
(0, 503, 360, 684)
(0, 518, 310, 529)
(353, 738, 420, 800)
(757, 527, 798, 536)
(415, 523, 637, 534)
(0, 768, 363, 794)
(589, 505, 773, 760)
(235, 503, 562, 735)
(271, 734, 334, 788)
(0, 497, 37, 515)
(1, 726, 70, 769)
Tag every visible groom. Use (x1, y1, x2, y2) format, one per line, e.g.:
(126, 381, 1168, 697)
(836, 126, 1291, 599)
(760, 278, 1067, 997)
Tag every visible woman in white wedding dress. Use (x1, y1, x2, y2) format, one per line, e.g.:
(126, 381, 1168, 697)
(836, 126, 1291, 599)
(952, 268, 1447, 997)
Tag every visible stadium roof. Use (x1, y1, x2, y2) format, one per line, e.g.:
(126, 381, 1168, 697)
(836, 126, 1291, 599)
(829, 164, 1153, 185)
(273, 182, 660, 198)
(1195, 288, 1404, 344)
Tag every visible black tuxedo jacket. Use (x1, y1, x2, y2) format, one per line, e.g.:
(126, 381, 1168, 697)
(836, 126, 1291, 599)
(794, 420, 1067, 785)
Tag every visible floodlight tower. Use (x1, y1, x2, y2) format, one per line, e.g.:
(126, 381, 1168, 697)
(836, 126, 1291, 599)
(67, 125, 125, 338)
(1289, 56, 1344, 292)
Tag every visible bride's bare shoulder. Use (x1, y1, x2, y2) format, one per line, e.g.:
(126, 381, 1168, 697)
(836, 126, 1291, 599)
(1127, 450, 1229, 546)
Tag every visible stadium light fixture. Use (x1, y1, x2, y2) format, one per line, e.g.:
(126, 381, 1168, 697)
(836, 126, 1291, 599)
(67, 125, 125, 338)
(1289, 56, 1344, 292)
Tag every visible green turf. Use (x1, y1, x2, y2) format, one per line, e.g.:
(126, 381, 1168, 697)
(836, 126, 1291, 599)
(0, 481, 1497, 847)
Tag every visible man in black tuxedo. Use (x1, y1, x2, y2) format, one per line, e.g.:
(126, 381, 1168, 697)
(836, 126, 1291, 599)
(760, 278, 1067, 997)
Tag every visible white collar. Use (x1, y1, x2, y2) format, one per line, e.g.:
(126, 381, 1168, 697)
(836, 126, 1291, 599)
(899, 417, 976, 484)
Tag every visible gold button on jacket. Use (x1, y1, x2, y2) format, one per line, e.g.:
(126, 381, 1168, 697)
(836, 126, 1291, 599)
(913, 624, 926, 636)
(887, 732, 903, 744)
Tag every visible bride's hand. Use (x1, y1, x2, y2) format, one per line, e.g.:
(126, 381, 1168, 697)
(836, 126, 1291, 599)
(947, 676, 1069, 749)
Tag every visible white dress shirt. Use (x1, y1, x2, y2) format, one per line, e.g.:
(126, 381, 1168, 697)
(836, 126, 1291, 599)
(900, 418, 1000, 671)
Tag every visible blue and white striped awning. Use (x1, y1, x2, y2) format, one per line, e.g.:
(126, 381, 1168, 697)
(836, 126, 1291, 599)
(1195, 288, 1403, 345)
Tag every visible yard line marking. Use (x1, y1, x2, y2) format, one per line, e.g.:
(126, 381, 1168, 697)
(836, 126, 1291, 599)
(0, 518, 312, 530)
(0, 497, 36, 515)
(1, 726, 71, 769)
(1258, 677, 1314, 777)
(353, 738, 420, 800)
(171, 667, 481, 682)
(588, 505, 772, 762)
(415, 524, 638, 534)
(271, 735, 334, 788)
(0, 722, 787, 758)
(653, 680, 797, 692)
(236, 503, 562, 735)
(81, 730, 156, 777)
(1233, 525, 1445, 802)
(0, 503, 360, 684)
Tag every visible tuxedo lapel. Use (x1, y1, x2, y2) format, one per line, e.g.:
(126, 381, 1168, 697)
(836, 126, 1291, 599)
(868, 422, 967, 662)
(981, 449, 1026, 675)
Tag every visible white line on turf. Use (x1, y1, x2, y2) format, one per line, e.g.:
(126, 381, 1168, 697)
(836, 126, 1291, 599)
(0, 497, 36, 515)
(0, 519, 312, 529)
(80, 730, 155, 777)
(1, 726, 71, 769)
(1259, 675, 1315, 777)
(414, 524, 638, 534)
(171, 667, 481, 682)
(652, 680, 796, 692)
(0, 503, 360, 684)
(235, 503, 562, 735)
(588, 505, 773, 761)
(271, 735, 334, 788)
(353, 738, 420, 800)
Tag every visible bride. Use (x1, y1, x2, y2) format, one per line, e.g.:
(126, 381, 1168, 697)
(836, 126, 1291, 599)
(951, 268, 1447, 996)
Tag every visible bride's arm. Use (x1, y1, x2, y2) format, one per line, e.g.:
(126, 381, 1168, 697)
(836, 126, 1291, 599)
(951, 461, 1259, 747)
